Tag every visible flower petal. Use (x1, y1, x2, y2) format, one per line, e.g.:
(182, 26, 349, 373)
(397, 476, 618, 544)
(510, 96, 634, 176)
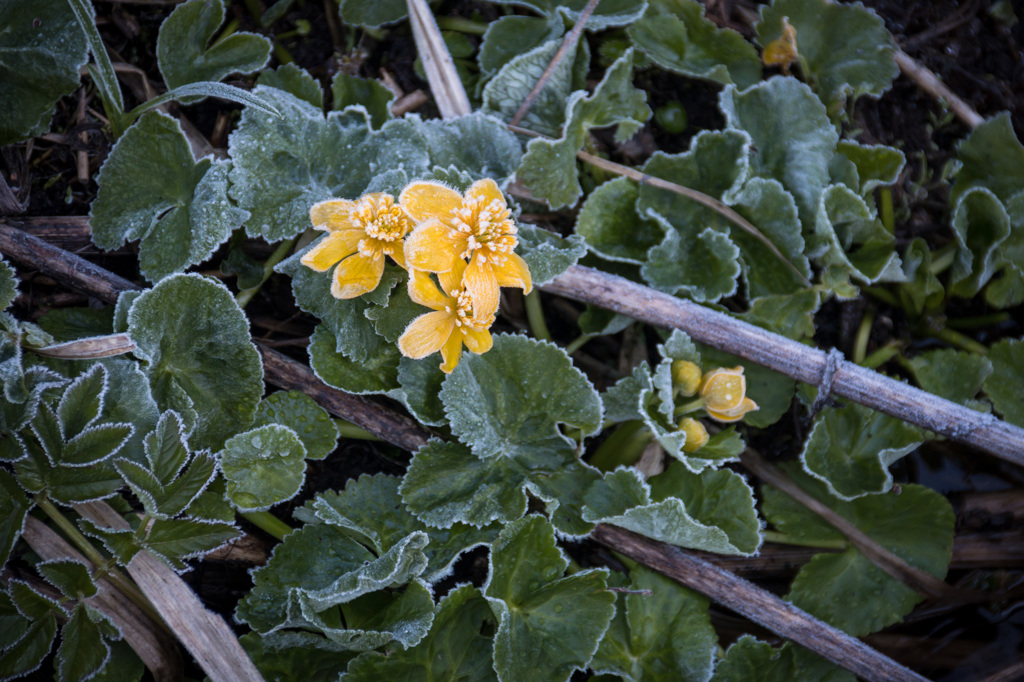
(405, 219, 463, 273)
(331, 253, 384, 299)
(408, 270, 449, 310)
(310, 199, 356, 231)
(439, 332, 464, 373)
(464, 257, 500, 319)
(399, 310, 455, 359)
(461, 327, 492, 355)
(707, 397, 759, 423)
(438, 258, 467, 296)
(465, 177, 504, 206)
(494, 252, 533, 293)
(388, 240, 407, 270)
(301, 230, 362, 272)
(399, 181, 463, 223)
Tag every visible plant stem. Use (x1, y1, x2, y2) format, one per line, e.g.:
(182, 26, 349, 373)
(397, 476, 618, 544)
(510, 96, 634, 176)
(762, 530, 847, 550)
(880, 187, 895, 234)
(860, 343, 902, 370)
(564, 333, 595, 356)
(525, 290, 552, 342)
(435, 16, 489, 34)
(335, 419, 382, 441)
(928, 243, 957, 276)
(932, 326, 989, 355)
(947, 312, 1010, 329)
(241, 511, 293, 542)
(862, 285, 900, 308)
(588, 420, 651, 471)
(852, 308, 875, 365)
(236, 237, 296, 309)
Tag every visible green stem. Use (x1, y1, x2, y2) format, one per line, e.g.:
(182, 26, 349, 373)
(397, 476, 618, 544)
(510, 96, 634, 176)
(273, 42, 296, 65)
(212, 18, 240, 46)
(588, 420, 651, 471)
(524, 291, 552, 342)
(563, 333, 594, 356)
(241, 511, 293, 542)
(946, 312, 1010, 329)
(435, 16, 490, 35)
(860, 343, 902, 370)
(763, 530, 847, 550)
(928, 244, 957, 276)
(880, 187, 895, 234)
(236, 238, 297, 309)
(852, 308, 875, 365)
(673, 398, 706, 418)
(335, 419, 382, 441)
(861, 285, 900, 308)
(932, 326, 989, 356)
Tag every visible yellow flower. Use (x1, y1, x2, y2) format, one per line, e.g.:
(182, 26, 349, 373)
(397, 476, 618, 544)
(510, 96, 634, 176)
(397, 259, 495, 373)
(301, 193, 411, 299)
(671, 360, 703, 397)
(678, 417, 709, 454)
(763, 17, 798, 74)
(400, 178, 532, 318)
(700, 366, 758, 423)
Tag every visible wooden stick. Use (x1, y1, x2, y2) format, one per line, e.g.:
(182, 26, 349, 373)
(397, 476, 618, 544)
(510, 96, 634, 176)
(405, 0, 472, 118)
(894, 50, 984, 129)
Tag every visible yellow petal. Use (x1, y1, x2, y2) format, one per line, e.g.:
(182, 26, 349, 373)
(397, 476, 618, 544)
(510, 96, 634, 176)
(439, 332, 464, 373)
(494, 252, 532, 294)
(301, 230, 363, 272)
(398, 310, 455, 359)
(408, 270, 449, 310)
(465, 177, 504, 206)
(463, 257, 500, 319)
(404, 219, 463, 273)
(330, 253, 384, 299)
(399, 181, 463, 223)
(707, 397, 759, 423)
(438, 258, 468, 296)
(700, 367, 746, 412)
(310, 199, 356, 231)
(461, 327, 492, 354)
(388, 240, 407, 270)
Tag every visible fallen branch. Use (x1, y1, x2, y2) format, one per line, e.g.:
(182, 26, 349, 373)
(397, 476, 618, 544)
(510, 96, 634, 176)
(894, 50, 984, 129)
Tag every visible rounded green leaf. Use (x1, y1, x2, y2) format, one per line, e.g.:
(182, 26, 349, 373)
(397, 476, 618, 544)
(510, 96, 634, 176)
(219, 424, 307, 511)
(951, 112, 1024, 204)
(338, 0, 408, 27)
(576, 177, 663, 264)
(0, 258, 16, 311)
(253, 390, 339, 460)
(127, 273, 263, 451)
(985, 337, 1024, 427)
(308, 325, 400, 395)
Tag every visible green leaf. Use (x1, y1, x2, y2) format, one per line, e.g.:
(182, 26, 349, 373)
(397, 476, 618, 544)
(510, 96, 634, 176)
(0, 0, 88, 145)
(337, 0, 407, 27)
(516, 223, 588, 286)
(800, 401, 923, 500)
(35, 307, 114, 343)
(0, 469, 30, 567)
(898, 238, 944, 317)
(479, 15, 563, 76)
(416, 113, 524, 186)
(56, 363, 105, 437)
(575, 177, 664, 264)
(755, 0, 898, 116)
(400, 439, 600, 537)
(517, 50, 650, 208)
(908, 348, 992, 410)
(14, 442, 123, 504)
(0, 608, 56, 679)
(91, 112, 246, 282)
(985, 337, 1024, 428)
(56, 604, 114, 682)
(814, 184, 904, 291)
(582, 465, 762, 555)
(832, 141, 905, 196)
(88, 640, 145, 682)
(719, 77, 838, 228)
(127, 273, 263, 451)
(441, 334, 603, 460)
(628, 0, 761, 88)
(257, 63, 323, 109)
(142, 517, 239, 569)
(219, 424, 307, 511)
(642, 218, 741, 302)
(127, 81, 280, 125)
(592, 565, 715, 682)
(241, 631, 356, 682)
(951, 112, 1024, 204)
(396, 357, 448, 427)
(949, 187, 1011, 298)
(38, 559, 97, 599)
(345, 584, 497, 681)
(253, 391, 339, 460)
(0, 259, 16, 311)
(712, 636, 854, 682)
(739, 290, 821, 341)
(488, 0, 647, 30)
(295, 475, 498, 583)
(762, 466, 954, 636)
(157, 0, 270, 90)
(331, 74, 394, 128)
(485, 516, 615, 682)
(308, 324, 400, 394)
(228, 86, 429, 241)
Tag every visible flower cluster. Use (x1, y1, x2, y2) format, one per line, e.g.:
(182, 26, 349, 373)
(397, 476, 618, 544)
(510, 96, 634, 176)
(303, 179, 531, 373)
(671, 360, 759, 454)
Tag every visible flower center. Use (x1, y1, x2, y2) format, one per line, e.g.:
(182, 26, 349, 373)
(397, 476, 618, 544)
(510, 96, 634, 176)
(448, 287, 495, 331)
(353, 194, 410, 258)
(449, 195, 518, 267)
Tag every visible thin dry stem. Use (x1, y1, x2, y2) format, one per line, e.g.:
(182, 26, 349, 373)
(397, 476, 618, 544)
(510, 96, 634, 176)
(406, 0, 471, 117)
(894, 50, 984, 129)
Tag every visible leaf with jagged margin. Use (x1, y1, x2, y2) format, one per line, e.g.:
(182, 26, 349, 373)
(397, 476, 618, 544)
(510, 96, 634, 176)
(0, 355, 65, 463)
(91, 113, 247, 283)
(720, 77, 838, 229)
(583, 465, 762, 555)
(985, 193, 1024, 309)
(14, 439, 123, 505)
(219, 424, 307, 512)
(602, 363, 653, 423)
(949, 187, 1011, 299)
(642, 217, 742, 303)
(0, 583, 59, 679)
(441, 334, 603, 460)
(831, 141, 905, 197)
(800, 401, 922, 500)
(0, 258, 16, 311)
(35, 307, 114, 343)
(738, 290, 820, 341)
(592, 564, 715, 682)
(253, 390, 339, 460)
(345, 584, 497, 681)
(401, 439, 601, 537)
(308, 324, 400, 394)
(908, 348, 992, 413)
(364, 272, 422, 343)
(416, 112, 524, 185)
(986, 338, 1024, 428)
(479, 15, 563, 76)
(628, 0, 761, 88)
(756, 0, 898, 117)
(337, 0, 407, 27)
(711, 636, 854, 682)
(486, 515, 615, 682)
(898, 238, 944, 317)
(575, 177, 665, 264)
(0, 469, 30, 567)
(396, 357, 448, 426)
(761, 464, 954, 636)
(37, 559, 96, 600)
(0, 589, 29, 650)
(331, 74, 393, 128)
(517, 223, 588, 285)
(185, 475, 234, 523)
(489, 0, 648, 30)
(482, 38, 590, 138)
(228, 86, 430, 241)
(128, 273, 263, 451)
(517, 50, 651, 209)
(88, 640, 145, 682)
(56, 604, 119, 682)
(951, 112, 1024, 205)
(156, 0, 270, 90)
(81, 516, 240, 572)
(0, 0, 87, 145)
(294, 474, 498, 583)
(241, 631, 356, 682)
(257, 63, 323, 109)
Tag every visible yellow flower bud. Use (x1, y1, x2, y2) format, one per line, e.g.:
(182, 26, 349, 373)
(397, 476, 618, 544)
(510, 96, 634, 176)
(671, 360, 703, 397)
(701, 366, 759, 423)
(763, 17, 798, 74)
(678, 417, 709, 454)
